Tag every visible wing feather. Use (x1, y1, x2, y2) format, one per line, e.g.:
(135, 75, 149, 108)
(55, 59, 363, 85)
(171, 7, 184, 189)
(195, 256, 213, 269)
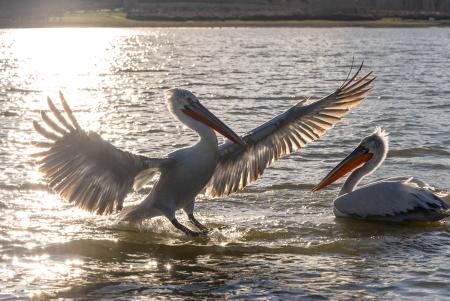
(33, 93, 169, 214)
(206, 64, 375, 197)
(47, 96, 75, 131)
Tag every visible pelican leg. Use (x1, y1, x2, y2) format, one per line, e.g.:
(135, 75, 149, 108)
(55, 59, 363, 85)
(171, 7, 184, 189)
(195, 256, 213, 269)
(170, 218, 204, 237)
(188, 214, 208, 233)
(183, 202, 208, 233)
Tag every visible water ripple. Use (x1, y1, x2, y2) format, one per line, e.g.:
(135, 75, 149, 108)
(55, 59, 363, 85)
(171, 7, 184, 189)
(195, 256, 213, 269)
(0, 27, 449, 300)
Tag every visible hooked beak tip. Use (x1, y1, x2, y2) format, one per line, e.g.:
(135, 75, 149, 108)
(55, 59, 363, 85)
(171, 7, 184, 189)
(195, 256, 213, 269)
(229, 136, 247, 147)
(238, 138, 247, 147)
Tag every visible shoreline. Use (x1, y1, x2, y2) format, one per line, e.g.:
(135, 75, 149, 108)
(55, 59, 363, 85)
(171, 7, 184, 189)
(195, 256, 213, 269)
(1, 11, 450, 28)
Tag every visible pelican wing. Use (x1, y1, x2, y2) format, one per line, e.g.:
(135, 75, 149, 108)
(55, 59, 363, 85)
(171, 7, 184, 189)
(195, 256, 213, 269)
(206, 65, 375, 197)
(32, 93, 170, 215)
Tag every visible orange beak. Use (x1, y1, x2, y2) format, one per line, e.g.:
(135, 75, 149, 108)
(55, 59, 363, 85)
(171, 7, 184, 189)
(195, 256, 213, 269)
(311, 145, 373, 192)
(182, 102, 246, 146)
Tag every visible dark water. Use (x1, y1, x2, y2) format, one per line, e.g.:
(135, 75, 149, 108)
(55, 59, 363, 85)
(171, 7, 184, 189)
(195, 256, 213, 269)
(0, 27, 449, 300)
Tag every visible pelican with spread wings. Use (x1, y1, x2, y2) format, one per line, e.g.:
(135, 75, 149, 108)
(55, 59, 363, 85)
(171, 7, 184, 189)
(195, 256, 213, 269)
(33, 65, 374, 236)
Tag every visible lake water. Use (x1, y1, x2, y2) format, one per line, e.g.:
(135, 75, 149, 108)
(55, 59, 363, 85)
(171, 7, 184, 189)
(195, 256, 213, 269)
(0, 27, 449, 300)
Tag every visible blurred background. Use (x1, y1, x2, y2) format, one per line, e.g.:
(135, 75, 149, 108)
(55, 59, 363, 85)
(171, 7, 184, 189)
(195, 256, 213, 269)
(1, 0, 450, 26)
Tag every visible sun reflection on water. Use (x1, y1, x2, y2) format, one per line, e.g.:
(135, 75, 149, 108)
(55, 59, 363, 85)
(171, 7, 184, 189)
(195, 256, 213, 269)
(2, 252, 85, 297)
(9, 28, 121, 95)
(6, 28, 135, 148)
(3, 28, 139, 192)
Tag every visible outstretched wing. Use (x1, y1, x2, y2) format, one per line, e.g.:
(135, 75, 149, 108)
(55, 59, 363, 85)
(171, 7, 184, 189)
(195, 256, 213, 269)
(206, 64, 375, 197)
(32, 93, 168, 215)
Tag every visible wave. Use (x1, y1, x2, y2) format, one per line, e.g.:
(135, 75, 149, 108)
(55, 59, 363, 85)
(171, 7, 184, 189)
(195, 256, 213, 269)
(0, 111, 19, 117)
(6, 87, 41, 93)
(428, 104, 450, 109)
(389, 147, 450, 158)
(118, 68, 168, 73)
(36, 238, 376, 260)
(203, 95, 307, 101)
(245, 183, 313, 193)
(0, 182, 49, 191)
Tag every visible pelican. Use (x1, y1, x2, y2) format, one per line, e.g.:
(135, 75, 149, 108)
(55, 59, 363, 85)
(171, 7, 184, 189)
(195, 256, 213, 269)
(312, 128, 449, 222)
(32, 65, 374, 236)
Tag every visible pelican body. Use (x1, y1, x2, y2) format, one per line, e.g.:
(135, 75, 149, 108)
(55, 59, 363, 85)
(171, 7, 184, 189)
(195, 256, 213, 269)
(32, 65, 374, 236)
(312, 128, 449, 222)
(126, 91, 227, 232)
(34, 89, 245, 236)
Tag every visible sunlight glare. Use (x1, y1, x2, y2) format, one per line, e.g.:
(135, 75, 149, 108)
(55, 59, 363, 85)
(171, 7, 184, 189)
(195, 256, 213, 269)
(10, 28, 120, 95)
(145, 260, 158, 269)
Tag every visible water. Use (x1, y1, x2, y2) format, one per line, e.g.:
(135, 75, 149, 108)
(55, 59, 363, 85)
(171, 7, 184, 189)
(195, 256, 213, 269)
(0, 27, 449, 300)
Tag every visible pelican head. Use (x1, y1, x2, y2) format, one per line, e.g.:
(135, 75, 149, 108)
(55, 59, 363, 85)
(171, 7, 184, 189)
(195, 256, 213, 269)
(312, 127, 389, 192)
(165, 88, 245, 145)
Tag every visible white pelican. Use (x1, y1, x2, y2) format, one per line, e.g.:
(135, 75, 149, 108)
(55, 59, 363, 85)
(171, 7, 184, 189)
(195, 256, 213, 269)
(312, 128, 449, 222)
(32, 65, 374, 236)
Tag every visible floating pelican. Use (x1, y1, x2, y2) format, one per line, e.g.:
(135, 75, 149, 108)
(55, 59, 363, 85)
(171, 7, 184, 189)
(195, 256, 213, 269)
(33, 65, 374, 236)
(312, 128, 449, 222)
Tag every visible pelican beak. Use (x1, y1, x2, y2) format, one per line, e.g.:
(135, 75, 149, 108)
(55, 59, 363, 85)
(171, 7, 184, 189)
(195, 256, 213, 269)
(182, 102, 246, 146)
(311, 145, 373, 192)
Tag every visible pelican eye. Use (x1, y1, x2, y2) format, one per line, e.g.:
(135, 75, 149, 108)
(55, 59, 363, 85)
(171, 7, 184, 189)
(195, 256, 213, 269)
(361, 145, 370, 153)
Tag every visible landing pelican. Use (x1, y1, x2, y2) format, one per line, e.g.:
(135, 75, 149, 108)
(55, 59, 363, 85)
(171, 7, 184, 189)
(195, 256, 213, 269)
(33, 65, 374, 236)
(312, 128, 449, 222)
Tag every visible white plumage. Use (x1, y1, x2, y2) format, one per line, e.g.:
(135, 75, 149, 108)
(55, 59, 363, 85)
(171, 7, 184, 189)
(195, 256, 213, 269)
(32, 65, 374, 236)
(313, 128, 449, 222)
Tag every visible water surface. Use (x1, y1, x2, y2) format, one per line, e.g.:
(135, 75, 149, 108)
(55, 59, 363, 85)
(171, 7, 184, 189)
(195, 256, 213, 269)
(0, 27, 449, 300)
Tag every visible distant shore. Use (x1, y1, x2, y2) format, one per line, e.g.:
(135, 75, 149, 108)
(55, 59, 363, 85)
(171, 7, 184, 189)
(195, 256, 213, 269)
(2, 11, 450, 28)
